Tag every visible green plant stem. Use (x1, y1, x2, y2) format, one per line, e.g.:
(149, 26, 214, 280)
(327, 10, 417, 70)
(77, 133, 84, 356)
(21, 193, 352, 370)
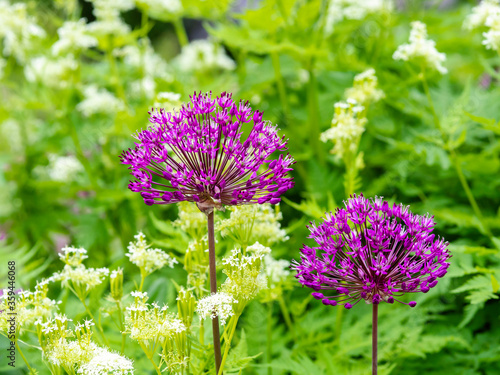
(116, 301, 126, 354)
(271, 52, 290, 121)
(335, 307, 344, 344)
(207, 211, 223, 374)
(79, 297, 109, 346)
(277, 295, 295, 339)
(267, 302, 273, 375)
(16, 340, 34, 373)
(173, 18, 189, 47)
(218, 315, 240, 375)
(306, 65, 325, 165)
(139, 342, 162, 375)
(421, 69, 491, 237)
(372, 304, 378, 375)
(139, 271, 146, 291)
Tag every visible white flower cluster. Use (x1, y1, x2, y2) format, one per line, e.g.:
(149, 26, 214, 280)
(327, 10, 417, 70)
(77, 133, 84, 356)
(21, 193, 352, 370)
(173, 201, 207, 235)
(136, 0, 183, 18)
(53, 265, 110, 292)
(222, 242, 271, 269)
(0, 0, 45, 62)
(345, 68, 385, 105)
(196, 292, 236, 325)
(126, 291, 186, 340)
(58, 246, 88, 266)
(52, 19, 98, 56)
(325, 0, 393, 35)
(263, 255, 290, 285)
(114, 38, 172, 98)
(176, 40, 236, 72)
(218, 204, 289, 245)
(47, 154, 84, 182)
(465, 0, 500, 51)
(76, 85, 125, 117)
(154, 91, 182, 110)
(320, 99, 367, 158)
(24, 55, 78, 89)
(393, 21, 448, 74)
(86, 0, 134, 37)
(126, 232, 178, 275)
(77, 347, 134, 375)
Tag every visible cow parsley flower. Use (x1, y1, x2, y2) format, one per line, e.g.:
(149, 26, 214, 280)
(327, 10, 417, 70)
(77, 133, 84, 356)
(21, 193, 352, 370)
(196, 292, 236, 325)
(126, 232, 178, 275)
(25, 55, 78, 89)
(47, 154, 84, 182)
(77, 347, 134, 374)
(320, 99, 367, 158)
(292, 194, 451, 309)
(393, 21, 448, 74)
(120, 91, 294, 209)
(77, 85, 125, 117)
(173, 201, 207, 236)
(86, 0, 134, 37)
(52, 19, 98, 55)
(136, 0, 183, 19)
(345, 69, 385, 106)
(176, 40, 236, 72)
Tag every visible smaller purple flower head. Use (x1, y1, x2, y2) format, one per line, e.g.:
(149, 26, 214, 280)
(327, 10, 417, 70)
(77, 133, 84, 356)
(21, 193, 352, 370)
(120, 92, 295, 212)
(292, 194, 451, 309)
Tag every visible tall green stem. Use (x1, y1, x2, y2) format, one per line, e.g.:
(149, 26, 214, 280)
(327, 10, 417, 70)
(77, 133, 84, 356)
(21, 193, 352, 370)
(173, 18, 189, 47)
(277, 296, 295, 339)
(271, 52, 290, 121)
(372, 304, 378, 375)
(267, 302, 273, 375)
(207, 211, 223, 374)
(218, 315, 240, 375)
(307, 65, 325, 165)
(79, 297, 109, 346)
(116, 302, 126, 354)
(16, 340, 34, 373)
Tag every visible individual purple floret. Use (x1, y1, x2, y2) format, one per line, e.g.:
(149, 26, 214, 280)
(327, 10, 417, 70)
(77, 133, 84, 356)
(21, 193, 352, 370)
(120, 91, 294, 209)
(292, 194, 451, 309)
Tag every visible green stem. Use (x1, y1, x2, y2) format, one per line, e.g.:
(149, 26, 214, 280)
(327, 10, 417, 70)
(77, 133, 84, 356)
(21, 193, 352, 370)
(173, 18, 189, 47)
(218, 315, 240, 375)
(306, 65, 325, 165)
(334, 307, 344, 345)
(116, 302, 126, 354)
(16, 340, 34, 373)
(139, 271, 146, 292)
(271, 52, 290, 121)
(139, 342, 162, 375)
(79, 297, 109, 346)
(277, 296, 295, 339)
(267, 302, 273, 375)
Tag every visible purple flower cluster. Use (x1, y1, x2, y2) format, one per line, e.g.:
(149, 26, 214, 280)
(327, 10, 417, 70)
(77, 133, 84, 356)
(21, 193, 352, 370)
(120, 92, 294, 209)
(292, 194, 451, 309)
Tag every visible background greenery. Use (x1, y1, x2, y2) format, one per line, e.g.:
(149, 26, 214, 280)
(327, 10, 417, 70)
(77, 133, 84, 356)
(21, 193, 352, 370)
(1, 0, 500, 374)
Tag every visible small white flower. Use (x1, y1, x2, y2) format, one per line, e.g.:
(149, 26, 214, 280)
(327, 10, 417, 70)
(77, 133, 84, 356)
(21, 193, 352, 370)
(52, 19, 98, 55)
(47, 154, 84, 182)
(175, 40, 235, 72)
(126, 232, 177, 274)
(464, 0, 500, 30)
(196, 292, 236, 325)
(25, 55, 78, 89)
(393, 21, 447, 74)
(76, 85, 125, 117)
(77, 347, 134, 375)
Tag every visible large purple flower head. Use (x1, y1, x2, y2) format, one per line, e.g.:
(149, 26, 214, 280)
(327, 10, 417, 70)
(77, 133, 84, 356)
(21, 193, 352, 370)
(120, 92, 294, 211)
(292, 194, 451, 309)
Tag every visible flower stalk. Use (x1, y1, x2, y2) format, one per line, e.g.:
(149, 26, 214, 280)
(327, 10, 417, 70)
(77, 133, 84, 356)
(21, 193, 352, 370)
(372, 303, 378, 375)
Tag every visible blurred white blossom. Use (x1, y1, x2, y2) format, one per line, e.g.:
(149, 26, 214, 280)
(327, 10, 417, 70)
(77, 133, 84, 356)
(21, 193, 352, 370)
(393, 21, 448, 74)
(136, 0, 183, 19)
(464, 0, 500, 30)
(176, 40, 235, 72)
(25, 55, 78, 89)
(52, 19, 98, 55)
(325, 0, 393, 35)
(0, 0, 45, 62)
(47, 154, 84, 182)
(345, 68, 384, 105)
(77, 85, 125, 117)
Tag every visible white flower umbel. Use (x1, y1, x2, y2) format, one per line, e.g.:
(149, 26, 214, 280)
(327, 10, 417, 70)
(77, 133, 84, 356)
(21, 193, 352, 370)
(77, 347, 134, 375)
(324, 0, 393, 35)
(176, 40, 235, 72)
(345, 68, 385, 105)
(0, 0, 45, 62)
(59, 246, 88, 266)
(320, 99, 367, 158)
(483, 12, 500, 50)
(77, 85, 125, 117)
(126, 232, 178, 275)
(52, 19, 98, 55)
(393, 21, 447, 74)
(25, 55, 78, 89)
(263, 255, 290, 285)
(196, 292, 236, 325)
(154, 91, 182, 110)
(47, 154, 84, 182)
(136, 0, 183, 18)
(464, 0, 500, 30)
(53, 265, 109, 292)
(86, 0, 134, 37)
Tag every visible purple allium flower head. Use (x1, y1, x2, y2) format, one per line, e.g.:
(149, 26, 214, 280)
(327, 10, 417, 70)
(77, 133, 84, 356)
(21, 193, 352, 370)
(120, 92, 295, 211)
(292, 194, 451, 309)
